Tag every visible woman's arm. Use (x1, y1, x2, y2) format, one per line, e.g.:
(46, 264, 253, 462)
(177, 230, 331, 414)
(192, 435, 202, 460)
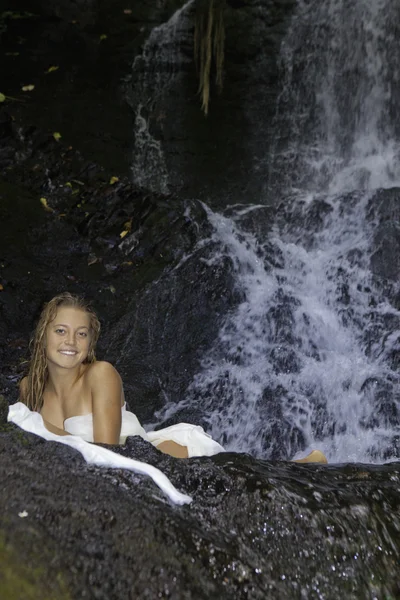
(19, 377, 28, 403)
(89, 361, 123, 445)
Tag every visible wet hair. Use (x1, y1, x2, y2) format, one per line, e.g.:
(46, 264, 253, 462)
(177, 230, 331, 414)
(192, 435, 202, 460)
(23, 292, 101, 411)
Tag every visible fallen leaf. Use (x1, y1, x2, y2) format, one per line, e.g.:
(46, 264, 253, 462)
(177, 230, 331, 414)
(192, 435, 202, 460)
(46, 65, 59, 73)
(40, 197, 54, 212)
(21, 84, 34, 91)
(99, 34, 108, 41)
(0, 93, 5, 103)
(71, 179, 84, 186)
(65, 181, 72, 188)
(119, 230, 128, 239)
(121, 261, 133, 267)
(123, 9, 132, 14)
(18, 510, 28, 518)
(53, 132, 62, 142)
(0, 284, 3, 291)
(109, 176, 119, 185)
(109, 285, 116, 294)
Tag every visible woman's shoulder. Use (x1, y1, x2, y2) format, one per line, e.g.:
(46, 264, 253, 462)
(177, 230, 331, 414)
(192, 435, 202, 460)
(84, 361, 122, 384)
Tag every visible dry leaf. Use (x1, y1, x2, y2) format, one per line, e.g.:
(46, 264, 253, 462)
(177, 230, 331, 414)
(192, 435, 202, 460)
(124, 218, 132, 231)
(40, 197, 54, 212)
(109, 285, 116, 294)
(0, 93, 5, 103)
(109, 176, 119, 185)
(21, 84, 34, 91)
(0, 284, 3, 291)
(99, 34, 108, 41)
(46, 65, 59, 73)
(123, 9, 132, 14)
(53, 132, 62, 141)
(119, 230, 128, 239)
(18, 510, 28, 518)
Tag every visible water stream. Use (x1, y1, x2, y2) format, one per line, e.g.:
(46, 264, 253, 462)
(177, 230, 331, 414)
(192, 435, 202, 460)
(151, 0, 400, 464)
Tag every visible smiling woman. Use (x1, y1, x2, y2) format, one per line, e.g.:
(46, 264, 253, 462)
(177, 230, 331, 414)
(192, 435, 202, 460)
(19, 293, 125, 444)
(18, 292, 226, 456)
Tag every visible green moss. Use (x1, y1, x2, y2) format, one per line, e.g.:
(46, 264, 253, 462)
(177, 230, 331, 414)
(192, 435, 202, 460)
(0, 533, 71, 600)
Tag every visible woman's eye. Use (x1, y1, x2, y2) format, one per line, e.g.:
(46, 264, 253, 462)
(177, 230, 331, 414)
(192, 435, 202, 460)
(79, 332, 88, 338)
(55, 328, 65, 334)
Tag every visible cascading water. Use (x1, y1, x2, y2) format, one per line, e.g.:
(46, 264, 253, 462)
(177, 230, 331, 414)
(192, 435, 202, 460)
(152, 0, 400, 463)
(270, 0, 400, 194)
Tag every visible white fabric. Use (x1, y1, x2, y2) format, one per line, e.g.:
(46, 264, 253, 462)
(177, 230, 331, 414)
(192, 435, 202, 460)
(64, 404, 147, 444)
(8, 402, 192, 506)
(64, 404, 226, 458)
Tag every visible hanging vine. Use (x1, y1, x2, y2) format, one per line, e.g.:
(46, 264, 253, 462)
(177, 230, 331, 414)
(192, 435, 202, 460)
(194, 0, 226, 115)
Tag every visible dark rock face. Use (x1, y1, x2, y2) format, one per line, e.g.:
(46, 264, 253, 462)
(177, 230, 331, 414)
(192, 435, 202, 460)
(0, 0, 187, 173)
(129, 0, 297, 206)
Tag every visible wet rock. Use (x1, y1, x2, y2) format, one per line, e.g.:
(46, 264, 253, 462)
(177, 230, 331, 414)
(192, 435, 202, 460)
(0, 0, 188, 173)
(368, 188, 400, 282)
(2, 423, 400, 599)
(129, 0, 297, 206)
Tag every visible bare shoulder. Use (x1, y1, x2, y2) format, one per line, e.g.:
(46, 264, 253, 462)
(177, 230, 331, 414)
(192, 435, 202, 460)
(85, 361, 122, 385)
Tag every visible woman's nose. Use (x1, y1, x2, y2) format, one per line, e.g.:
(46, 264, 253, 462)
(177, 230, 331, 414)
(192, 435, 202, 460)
(65, 332, 75, 345)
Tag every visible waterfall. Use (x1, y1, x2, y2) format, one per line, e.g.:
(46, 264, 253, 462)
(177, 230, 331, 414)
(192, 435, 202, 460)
(270, 0, 400, 195)
(151, 0, 400, 463)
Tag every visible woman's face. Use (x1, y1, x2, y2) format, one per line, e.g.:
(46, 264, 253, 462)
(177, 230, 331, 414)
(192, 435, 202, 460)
(45, 306, 91, 369)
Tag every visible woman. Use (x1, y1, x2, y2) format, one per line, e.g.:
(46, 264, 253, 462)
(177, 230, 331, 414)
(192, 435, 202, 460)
(19, 292, 326, 463)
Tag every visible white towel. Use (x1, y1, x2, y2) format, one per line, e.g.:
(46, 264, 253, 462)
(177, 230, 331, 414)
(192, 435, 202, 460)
(7, 402, 192, 506)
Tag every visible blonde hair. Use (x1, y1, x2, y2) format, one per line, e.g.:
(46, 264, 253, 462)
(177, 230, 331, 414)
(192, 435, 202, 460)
(24, 292, 100, 411)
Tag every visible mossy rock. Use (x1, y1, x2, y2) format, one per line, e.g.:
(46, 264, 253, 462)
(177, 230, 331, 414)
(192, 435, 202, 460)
(0, 533, 71, 600)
